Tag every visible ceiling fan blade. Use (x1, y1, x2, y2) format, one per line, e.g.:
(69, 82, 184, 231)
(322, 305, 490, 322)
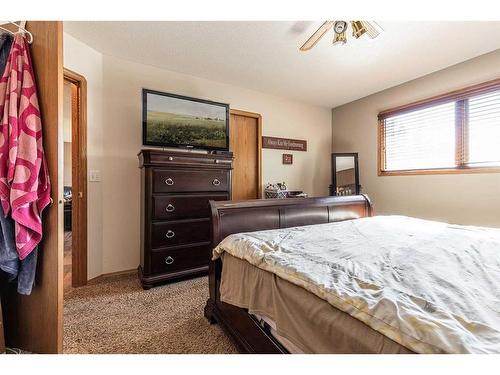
(299, 21, 335, 51)
(362, 21, 383, 39)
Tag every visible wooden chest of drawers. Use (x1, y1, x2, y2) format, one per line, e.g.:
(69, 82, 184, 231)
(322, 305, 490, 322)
(138, 149, 233, 289)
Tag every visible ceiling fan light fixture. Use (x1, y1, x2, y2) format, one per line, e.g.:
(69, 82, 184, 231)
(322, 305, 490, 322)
(299, 21, 335, 51)
(351, 21, 367, 39)
(362, 21, 383, 39)
(299, 20, 383, 51)
(332, 21, 347, 45)
(333, 31, 347, 45)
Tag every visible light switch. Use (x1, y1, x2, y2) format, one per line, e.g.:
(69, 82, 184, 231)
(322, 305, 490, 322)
(89, 170, 101, 182)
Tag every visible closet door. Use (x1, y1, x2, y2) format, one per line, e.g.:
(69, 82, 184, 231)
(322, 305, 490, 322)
(229, 109, 262, 200)
(2, 21, 64, 354)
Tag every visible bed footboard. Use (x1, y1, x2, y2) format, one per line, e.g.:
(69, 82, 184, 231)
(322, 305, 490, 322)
(204, 195, 373, 353)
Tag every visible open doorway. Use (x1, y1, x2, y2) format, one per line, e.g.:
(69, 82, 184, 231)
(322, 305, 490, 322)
(63, 68, 88, 291)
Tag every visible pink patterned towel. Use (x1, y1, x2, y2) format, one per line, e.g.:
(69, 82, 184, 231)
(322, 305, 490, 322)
(0, 34, 51, 260)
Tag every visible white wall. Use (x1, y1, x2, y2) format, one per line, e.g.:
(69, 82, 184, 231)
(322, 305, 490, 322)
(332, 49, 500, 228)
(63, 83, 72, 142)
(64, 32, 332, 276)
(63, 142, 72, 187)
(64, 33, 104, 279)
(63, 83, 72, 187)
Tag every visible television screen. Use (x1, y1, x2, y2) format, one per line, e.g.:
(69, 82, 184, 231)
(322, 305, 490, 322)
(143, 89, 229, 151)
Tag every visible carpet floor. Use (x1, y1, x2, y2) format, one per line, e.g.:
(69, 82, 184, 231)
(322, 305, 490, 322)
(63, 273, 238, 354)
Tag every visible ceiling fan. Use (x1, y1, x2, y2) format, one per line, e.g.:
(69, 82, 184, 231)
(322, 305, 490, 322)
(299, 21, 383, 51)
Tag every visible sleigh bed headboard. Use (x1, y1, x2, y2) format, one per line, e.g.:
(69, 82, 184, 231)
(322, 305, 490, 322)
(209, 194, 373, 247)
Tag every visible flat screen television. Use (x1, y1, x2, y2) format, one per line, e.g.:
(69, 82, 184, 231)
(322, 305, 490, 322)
(142, 89, 229, 151)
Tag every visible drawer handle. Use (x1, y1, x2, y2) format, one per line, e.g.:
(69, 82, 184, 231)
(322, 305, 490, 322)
(168, 156, 174, 161)
(165, 256, 174, 265)
(212, 178, 221, 186)
(165, 178, 174, 186)
(165, 204, 175, 213)
(165, 230, 175, 239)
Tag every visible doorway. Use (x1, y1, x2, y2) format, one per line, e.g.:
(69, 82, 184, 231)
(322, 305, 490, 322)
(229, 109, 262, 200)
(63, 69, 88, 289)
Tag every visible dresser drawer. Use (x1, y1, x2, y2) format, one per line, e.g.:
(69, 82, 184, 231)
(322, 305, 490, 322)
(140, 150, 232, 168)
(153, 193, 228, 220)
(153, 168, 229, 193)
(151, 219, 210, 249)
(151, 245, 209, 275)
(159, 154, 232, 167)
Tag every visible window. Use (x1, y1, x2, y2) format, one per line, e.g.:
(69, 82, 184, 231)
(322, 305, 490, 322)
(378, 79, 500, 175)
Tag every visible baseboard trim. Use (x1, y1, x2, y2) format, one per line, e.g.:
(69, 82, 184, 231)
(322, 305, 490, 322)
(88, 269, 136, 283)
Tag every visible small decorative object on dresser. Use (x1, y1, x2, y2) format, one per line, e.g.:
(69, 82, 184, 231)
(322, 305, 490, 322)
(265, 182, 288, 199)
(264, 182, 307, 199)
(138, 149, 233, 289)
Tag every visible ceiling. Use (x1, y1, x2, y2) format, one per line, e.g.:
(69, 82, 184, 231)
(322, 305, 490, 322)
(64, 21, 500, 108)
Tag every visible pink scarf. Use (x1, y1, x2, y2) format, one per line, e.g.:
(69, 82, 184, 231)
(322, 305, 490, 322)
(0, 34, 51, 260)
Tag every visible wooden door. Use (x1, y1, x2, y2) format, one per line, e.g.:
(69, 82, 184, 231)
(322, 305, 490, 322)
(229, 110, 262, 200)
(2, 21, 64, 353)
(64, 69, 88, 288)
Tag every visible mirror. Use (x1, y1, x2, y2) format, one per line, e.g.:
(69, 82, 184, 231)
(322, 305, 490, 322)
(330, 153, 360, 196)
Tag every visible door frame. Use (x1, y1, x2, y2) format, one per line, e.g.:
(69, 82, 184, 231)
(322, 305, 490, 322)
(3, 21, 64, 354)
(229, 109, 263, 198)
(63, 68, 88, 287)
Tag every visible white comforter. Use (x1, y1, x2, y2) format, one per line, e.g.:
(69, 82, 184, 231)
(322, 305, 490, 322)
(213, 215, 500, 353)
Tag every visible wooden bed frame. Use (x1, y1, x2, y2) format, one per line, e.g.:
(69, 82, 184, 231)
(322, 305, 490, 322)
(203, 195, 373, 353)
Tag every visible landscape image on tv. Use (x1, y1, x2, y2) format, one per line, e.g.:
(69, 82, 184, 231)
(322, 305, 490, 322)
(144, 91, 228, 149)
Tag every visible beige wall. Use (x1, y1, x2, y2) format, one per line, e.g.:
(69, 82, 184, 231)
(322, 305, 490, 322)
(63, 142, 72, 187)
(63, 83, 72, 142)
(64, 33, 332, 276)
(64, 33, 104, 279)
(63, 83, 72, 187)
(332, 49, 500, 228)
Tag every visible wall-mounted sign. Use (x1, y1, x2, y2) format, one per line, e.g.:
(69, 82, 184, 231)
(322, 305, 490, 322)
(282, 154, 293, 165)
(262, 136, 307, 152)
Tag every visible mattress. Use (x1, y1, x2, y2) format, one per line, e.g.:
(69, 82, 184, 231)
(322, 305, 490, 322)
(214, 215, 500, 353)
(220, 253, 412, 353)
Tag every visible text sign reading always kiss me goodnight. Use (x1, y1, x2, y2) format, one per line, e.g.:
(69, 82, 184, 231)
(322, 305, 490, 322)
(262, 136, 307, 151)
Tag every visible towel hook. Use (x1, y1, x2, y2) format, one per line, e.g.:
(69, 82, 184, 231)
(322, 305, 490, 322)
(0, 21, 33, 44)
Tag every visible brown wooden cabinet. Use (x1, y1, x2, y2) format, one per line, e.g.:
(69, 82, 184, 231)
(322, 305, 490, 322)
(138, 150, 232, 289)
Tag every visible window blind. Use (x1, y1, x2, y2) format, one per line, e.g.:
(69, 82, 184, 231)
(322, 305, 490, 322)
(467, 90, 500, 166)
(382, 102, 456, 171)
(378, 79, 500, 174)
